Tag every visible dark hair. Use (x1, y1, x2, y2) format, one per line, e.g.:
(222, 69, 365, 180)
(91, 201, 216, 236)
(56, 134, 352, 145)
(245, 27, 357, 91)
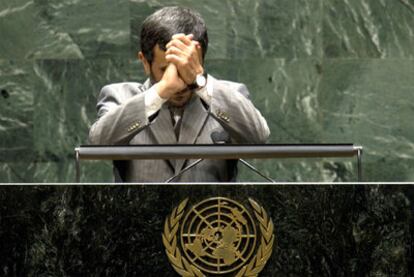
(140, 6, 208, 63)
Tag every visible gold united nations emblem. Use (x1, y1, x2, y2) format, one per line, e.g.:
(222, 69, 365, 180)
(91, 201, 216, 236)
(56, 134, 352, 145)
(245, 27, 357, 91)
(162, 197, 274, 276)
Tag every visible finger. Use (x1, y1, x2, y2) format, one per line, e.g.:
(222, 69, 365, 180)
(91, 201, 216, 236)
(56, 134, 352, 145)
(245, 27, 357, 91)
(171, 33, 192, 46)
(165, 62, 178, 75)
(166, 39, 189, 52)
(166, 46, 189, 59)
(166, 54, 196, 74)
(165, 54, 187, 67)
(172, 33, 193, 40)
(172, 33, 188, 41)
(191, 40, 201, 51)
(168, 39, 200, 53)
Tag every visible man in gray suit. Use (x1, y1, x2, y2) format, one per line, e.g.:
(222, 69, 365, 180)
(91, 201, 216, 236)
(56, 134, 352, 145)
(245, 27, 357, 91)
(89, 7, 270, 182)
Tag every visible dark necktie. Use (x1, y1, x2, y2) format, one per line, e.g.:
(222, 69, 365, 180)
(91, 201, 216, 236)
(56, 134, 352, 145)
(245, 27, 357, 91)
(169, 106, 184, 139)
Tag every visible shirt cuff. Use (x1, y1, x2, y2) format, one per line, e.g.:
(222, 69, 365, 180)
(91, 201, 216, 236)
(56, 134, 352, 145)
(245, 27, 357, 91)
(144, 85, 167, 118)
(195, 75, 213, 105)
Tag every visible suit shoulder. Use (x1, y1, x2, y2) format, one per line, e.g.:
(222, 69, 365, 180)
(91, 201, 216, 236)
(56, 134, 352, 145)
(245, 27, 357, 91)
(98, 81, 150, 102)
(101, 82, 147, 94)
(211, 77, 249, 98)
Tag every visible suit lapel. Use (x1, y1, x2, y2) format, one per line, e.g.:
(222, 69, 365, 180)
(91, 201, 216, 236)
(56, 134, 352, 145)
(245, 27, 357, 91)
(175, 96, 209, 172)
(151, 105, 176, 145)
(144, 79, 176, 145)
(150, 104, 176, 170)
(141, 79, 152, 91)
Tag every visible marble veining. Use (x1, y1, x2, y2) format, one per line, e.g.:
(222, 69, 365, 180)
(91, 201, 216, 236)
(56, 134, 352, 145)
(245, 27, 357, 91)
(0, 1, 414, 183)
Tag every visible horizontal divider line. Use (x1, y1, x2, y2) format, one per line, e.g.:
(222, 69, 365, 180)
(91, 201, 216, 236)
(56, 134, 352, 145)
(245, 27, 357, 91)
(75, 144, 360, 160)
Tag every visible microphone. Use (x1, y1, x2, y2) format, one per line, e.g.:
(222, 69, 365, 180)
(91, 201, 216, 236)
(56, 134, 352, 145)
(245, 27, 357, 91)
(211, 131, 230, 144)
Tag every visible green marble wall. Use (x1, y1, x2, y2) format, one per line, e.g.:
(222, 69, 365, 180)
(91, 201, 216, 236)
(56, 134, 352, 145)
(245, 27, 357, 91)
(1, 0, 414, 182)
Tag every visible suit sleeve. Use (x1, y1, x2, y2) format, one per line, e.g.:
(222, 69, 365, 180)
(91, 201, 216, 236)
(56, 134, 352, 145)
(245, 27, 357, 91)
(88, 84, 150, 145)
(208, 81, 270, 144)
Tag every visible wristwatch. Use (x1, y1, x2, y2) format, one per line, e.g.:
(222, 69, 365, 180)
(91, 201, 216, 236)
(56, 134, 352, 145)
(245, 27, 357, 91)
(189, 71, 207, 90)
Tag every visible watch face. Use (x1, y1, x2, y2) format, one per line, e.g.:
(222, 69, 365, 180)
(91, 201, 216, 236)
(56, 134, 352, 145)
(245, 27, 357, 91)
(196, 74, 207, 88)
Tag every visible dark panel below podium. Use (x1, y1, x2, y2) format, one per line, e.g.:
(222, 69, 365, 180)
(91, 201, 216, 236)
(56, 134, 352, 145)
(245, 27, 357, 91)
(0, 184, 413, 276)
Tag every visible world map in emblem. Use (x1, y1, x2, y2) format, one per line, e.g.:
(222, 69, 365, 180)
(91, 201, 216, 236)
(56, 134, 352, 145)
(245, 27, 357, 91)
(180, 197, 257, 274)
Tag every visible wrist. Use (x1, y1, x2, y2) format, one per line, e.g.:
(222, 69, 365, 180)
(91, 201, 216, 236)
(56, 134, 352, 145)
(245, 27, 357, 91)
(196, 66, 204, 76)
(155, 81, 172, 99)
(192, 67, 204, 83)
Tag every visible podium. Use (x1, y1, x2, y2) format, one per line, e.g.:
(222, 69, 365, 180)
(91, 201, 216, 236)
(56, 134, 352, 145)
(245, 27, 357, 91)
(1, 183, 413, 276)
(1, 145, 413, 276)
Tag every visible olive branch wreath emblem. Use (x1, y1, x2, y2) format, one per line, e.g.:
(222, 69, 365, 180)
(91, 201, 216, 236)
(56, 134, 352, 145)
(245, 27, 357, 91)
(162, 198, 274, 277)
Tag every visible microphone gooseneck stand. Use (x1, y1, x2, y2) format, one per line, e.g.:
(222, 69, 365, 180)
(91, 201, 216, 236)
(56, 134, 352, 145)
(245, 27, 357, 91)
(164, 131, 276, 183)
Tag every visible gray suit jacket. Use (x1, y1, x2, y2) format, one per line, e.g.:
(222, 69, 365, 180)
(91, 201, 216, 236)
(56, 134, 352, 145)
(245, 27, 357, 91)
(89, 76, 270, 182)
